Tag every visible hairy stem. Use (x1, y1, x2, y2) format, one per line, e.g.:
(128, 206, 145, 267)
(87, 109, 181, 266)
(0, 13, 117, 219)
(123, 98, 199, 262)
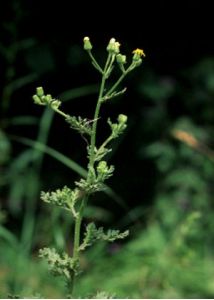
(70, 52, 130, 296)
(104, 62, 135, 98)
(88, 50, 103, 74)
(70, 196, 87, 296)
(97, 135, 113, 155)
(70, 54, 112, 295)
(88, 54, 111, 173)
(88, 79, 105, 170)
(105, 72, 126, 98)
(73, 197, 87, 258)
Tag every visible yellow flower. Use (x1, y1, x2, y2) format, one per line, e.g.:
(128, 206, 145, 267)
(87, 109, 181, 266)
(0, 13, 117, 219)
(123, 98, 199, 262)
(132, 48, 146, 57)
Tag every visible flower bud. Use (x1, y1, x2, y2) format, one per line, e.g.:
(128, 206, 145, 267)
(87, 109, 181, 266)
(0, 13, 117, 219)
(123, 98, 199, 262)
(134, 58, 143, 67)
(36, 87, 44, 97)
(50, 100, 61, 109)
(114, 42, 120, 54)
(116, 54, 127, 65)
(111, 123, 118, 131)
(118, 114, 128, 124)
(97, 161, 108, 174)
(107, 38, 121, 54)
(33, 94, 42, 105)
(107, 38, 116, 52)
(45, 94, 52, 103)
(83, 37, 92, 50)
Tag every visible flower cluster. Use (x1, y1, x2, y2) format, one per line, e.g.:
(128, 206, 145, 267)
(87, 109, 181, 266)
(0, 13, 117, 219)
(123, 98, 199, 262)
(83, 36, 146, 72)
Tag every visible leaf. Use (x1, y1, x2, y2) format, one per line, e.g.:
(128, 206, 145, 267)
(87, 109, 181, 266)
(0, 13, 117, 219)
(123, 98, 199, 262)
(4, 73, 38, 92)
(0, 225, 18, 247)
(79, 223, 103, 251)
(39, 247, 79, 279)
(79, 223, 129, 251)
(10, 135, 87, 178)
(102, 229, 129, 242)
(41, 186, 80, 217)
(65, 115, 92, 136)
(10, 135, 131, 214)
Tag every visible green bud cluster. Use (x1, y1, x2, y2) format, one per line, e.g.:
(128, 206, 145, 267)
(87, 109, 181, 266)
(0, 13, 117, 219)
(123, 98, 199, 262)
(75, 160, 114, 194)
(97, 160, 114, 182)
(108, 114, 128, 138)
(106, 38, 121, 54)
(32, 87, 61, 109)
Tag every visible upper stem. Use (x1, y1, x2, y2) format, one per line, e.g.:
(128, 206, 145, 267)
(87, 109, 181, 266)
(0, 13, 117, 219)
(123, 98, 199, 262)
(70, 54, 112, 295)
(97, 135, 113, 155)
(87, 53, 111, 174)
(69, 76, 107, 294)
(105, 72, 126, 98)
(69, 52, 131, 296)
(88, 78, 105, 171)
(88, 50, 103, 74)
(104, 62, 135, 98)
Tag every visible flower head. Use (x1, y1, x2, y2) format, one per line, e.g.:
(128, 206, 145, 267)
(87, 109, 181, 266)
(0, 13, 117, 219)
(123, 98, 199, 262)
(118, 114, 128, 124)
(83, 36, 93, 50)
(132, 48, 146, 57)
(132, 48, 145, 67)
(116, 54, 127, 65)
(107, 38, 121, 54)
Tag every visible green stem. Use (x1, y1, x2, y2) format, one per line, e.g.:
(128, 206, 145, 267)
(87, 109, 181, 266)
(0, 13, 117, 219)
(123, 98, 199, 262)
(105, 72, 126, 98)
(73, 197, 86, 258)
(88, 81, 104, 169)
(88, 50, 103, 74)
(104, 63, 134, 98)
(69, 54, 112, 294)
(88, 53, 111, 173)
(69, 52, 128, 296)
(97, 135, 113, 155)
(53, 107, 69, 118)
(70, 195, 87, 296)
